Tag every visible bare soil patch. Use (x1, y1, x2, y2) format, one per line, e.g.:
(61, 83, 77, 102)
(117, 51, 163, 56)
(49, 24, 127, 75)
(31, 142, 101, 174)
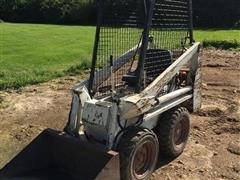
(0, 50, 239, 179)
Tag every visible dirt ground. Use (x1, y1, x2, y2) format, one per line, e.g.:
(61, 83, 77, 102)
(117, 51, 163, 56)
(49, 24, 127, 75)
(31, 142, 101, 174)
(0, 50, 239, 179)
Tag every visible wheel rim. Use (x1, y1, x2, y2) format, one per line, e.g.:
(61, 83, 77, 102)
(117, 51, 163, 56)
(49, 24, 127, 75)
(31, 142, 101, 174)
(174, 116, 189, 145)
(132, 140, 156, 179)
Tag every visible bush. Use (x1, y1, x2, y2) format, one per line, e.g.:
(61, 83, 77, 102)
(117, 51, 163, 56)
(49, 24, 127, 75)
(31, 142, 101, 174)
(40, 0, 96, 24)
(202, 40, 240, 50)
(0, 0, 96, 24)
(193, 0, 240, 28)
(0, 0, 239, 27)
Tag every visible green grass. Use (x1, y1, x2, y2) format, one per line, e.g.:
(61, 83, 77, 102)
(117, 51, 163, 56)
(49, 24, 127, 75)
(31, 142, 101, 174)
(0, 23, 239, 90)
(194, 29, 240, 42)
(0, 23, 95, 89)
(194, 29, 240, 49)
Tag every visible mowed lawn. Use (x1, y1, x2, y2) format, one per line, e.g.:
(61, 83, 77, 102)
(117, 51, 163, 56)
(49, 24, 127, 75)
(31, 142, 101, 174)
(194, 29, 240, 42)
(0, 23, 239, 90)
(0, 23, 95, 89)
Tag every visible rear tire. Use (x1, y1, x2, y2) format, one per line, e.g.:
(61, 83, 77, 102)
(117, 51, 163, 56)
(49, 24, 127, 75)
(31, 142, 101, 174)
(157, 107, 190, 158)
(117, 129, 159, 180)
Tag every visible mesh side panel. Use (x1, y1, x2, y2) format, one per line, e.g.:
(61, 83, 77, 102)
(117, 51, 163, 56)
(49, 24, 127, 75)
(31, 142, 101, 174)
(144, 49, 172, 84)
(90, 0, 192, 95)
(92, 0, 145, 96)
(150, 0, 191, 54)
(144, 0, 191, 83)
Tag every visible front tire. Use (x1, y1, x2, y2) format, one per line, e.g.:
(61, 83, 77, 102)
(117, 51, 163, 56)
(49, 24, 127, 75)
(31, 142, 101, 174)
(157, 107, 190, 158)
(117, 129, 159, 180)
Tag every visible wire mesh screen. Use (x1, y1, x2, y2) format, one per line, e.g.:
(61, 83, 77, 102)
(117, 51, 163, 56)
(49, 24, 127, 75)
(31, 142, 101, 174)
(145, 0, 192, 84)
(89, 0, 193, 96)
(144, 49, 172, 84)
(150, 0, 191, 55)
(91, 0, 145, 96)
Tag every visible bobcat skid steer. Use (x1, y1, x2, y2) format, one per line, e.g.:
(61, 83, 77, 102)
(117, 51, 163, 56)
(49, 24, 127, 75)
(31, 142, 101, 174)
(0, 0, 201, 179)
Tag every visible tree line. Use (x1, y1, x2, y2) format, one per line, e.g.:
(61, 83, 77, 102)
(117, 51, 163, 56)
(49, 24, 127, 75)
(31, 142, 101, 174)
(0, 0, 96, 24)
(193, 0, 239, 28)
(0, 0, 239, 27)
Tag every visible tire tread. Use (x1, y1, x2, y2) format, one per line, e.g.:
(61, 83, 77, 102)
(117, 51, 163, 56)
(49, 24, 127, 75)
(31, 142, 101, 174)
(117, 128, 158, 180)
(157, 107, 190, 157)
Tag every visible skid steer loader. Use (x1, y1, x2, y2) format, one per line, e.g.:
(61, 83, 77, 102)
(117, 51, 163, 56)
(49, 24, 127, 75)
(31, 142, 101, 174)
(0, 0, 201, 179)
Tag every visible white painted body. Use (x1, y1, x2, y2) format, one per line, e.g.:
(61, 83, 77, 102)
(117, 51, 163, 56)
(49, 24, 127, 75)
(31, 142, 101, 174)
(66, 42, 201, 150)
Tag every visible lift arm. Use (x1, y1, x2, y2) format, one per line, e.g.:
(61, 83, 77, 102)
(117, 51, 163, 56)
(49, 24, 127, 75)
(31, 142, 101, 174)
(119, 42, 201, 120)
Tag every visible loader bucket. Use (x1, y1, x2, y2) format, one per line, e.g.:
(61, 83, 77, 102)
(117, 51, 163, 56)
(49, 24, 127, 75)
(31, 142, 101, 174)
(0, 129, 120, 180)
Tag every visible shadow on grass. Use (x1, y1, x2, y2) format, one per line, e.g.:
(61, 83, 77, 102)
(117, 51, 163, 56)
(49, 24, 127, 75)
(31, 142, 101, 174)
(195, 28, 240, 31)
(202, 40, 240, 50)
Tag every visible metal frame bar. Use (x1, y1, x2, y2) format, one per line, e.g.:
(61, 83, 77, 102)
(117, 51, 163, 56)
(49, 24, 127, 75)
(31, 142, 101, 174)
(91, 45, 139, 91)
(88, 0, 103, 96)
(142, 42, 200, 96)
(142, 94, 193, 129)
(120, 42, 200, 120)
(88, 0, 195, 96)
(188, 0, 194, 43)
(135, 0, 156, 93)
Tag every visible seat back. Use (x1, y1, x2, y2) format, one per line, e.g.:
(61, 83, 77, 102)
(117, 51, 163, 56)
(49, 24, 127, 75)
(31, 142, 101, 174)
(144, 49, 173, 84)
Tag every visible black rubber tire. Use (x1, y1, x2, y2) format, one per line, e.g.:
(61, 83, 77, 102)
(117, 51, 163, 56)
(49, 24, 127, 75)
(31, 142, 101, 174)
(117, 129, 159, 180)
(157, 107, 190, 158)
